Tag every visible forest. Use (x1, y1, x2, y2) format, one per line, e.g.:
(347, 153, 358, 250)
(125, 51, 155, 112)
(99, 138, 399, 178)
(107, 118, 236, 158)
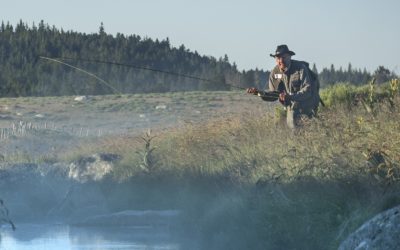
(0, 20, 396, 97)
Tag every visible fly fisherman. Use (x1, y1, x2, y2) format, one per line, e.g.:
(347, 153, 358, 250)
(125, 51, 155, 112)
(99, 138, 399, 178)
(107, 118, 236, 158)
(247, 45, 320, 129)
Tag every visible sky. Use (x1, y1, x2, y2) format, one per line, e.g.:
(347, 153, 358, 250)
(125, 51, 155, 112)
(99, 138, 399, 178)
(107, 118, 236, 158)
(1, 0, 399, 74)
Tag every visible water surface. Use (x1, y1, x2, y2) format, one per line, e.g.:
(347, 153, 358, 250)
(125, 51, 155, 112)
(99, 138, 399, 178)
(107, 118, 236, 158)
(0, 224, 180, 250)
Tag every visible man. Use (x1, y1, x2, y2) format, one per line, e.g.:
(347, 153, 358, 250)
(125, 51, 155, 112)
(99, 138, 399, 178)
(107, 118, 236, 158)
(247, 45, 320, 129)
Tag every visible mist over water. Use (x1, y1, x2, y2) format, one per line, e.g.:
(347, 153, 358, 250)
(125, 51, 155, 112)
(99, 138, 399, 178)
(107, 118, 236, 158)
(0, 93, 272, 250)
(0, 224, 180, 250)
(2, 91, 399, 249)
(0, 163, 191, 250)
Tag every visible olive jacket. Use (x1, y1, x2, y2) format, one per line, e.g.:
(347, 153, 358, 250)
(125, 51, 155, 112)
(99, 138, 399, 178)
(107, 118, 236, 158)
(268, 60, 320, 114)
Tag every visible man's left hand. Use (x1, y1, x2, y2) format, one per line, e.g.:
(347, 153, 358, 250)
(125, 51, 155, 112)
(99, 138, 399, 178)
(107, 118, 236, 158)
(246, 87, 259, 95)
(279, 92, 291, 105)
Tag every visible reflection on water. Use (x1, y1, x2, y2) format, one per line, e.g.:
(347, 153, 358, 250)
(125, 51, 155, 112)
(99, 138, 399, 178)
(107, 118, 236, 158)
(0, 224, 180, 250)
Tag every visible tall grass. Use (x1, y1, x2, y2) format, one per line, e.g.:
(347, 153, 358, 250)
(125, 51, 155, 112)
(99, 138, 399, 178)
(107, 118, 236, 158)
(62, 81, 400, 193)
(55, 81, 400, 249)
(142, 82, 399, 185)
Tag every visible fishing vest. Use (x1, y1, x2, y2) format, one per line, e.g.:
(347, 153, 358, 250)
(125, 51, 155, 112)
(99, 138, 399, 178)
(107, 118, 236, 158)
(269, 60, 320, 113)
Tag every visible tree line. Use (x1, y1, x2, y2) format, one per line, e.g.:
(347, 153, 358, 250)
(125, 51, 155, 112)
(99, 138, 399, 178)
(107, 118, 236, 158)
(0, 20, 396, 97)
(312, 63, 396, 88)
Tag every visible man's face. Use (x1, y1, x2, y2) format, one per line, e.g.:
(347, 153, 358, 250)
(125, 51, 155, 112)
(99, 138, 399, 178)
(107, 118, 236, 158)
(275, 54, 291, 71)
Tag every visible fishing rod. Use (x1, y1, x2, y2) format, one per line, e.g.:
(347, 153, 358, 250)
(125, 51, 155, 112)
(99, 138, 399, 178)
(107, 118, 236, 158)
(39, 56, 280, 100)
(40, 56, 247, 90)
(40, 56, 122, 95)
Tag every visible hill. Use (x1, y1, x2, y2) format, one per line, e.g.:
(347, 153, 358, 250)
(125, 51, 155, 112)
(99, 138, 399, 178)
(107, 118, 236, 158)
(1, 20, 389, 98)
(0, 20, 270, 97)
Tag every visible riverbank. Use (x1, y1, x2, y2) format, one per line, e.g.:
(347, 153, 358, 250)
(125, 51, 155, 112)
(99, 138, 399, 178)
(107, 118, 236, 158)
(1, 81, 399, 249)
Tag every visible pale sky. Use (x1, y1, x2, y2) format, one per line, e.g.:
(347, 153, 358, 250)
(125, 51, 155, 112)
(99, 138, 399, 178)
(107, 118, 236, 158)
(1, 0, 399, 74)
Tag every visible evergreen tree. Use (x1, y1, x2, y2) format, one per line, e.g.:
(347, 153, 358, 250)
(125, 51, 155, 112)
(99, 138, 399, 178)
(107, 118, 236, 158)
(0, 20, 260, 96)
(312, 63, 318, 74)
(373, 66, 392, 84)
(0, 20, 391, 96)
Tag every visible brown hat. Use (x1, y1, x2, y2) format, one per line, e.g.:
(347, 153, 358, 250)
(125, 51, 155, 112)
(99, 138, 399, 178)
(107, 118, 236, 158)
(270, 44, 295, 57)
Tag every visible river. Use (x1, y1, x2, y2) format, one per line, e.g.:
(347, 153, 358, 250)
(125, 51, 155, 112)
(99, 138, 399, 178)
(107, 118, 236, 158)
(0, 224, 181, 250)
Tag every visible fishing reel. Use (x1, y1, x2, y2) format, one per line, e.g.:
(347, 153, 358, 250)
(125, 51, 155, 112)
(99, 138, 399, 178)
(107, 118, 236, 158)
(247, 87, 280, 102)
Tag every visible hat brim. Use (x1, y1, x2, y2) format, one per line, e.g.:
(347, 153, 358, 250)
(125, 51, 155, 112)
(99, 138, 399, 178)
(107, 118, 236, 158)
(270, 51, 295, 58)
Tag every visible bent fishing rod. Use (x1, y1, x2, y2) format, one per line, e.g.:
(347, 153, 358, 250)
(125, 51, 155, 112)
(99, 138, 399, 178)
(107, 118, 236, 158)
(39, 56, 280, 100)
(40, 56, 122, 94)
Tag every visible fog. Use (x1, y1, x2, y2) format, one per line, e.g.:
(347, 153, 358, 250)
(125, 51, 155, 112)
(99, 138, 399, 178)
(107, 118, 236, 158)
(0, 92, 273, 250)
(2, 91, 394, 249)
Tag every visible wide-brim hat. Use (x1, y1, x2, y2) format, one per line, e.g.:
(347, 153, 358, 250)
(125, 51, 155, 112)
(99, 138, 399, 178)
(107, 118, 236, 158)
(270, 44, 295, 57)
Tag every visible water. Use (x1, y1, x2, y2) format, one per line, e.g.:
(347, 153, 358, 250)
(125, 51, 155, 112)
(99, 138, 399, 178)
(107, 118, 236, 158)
(0, 224, 180, 250)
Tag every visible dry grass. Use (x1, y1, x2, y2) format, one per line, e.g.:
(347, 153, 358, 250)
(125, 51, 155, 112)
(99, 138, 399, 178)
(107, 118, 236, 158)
(58, 81, 400, 187)
(42, 80, 400, 249)
(2, 81, 399, 249)
(159, 99, 398, 182)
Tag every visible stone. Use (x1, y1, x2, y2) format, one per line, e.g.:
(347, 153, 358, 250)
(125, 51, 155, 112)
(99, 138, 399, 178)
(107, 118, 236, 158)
(155, 105, 167, 110)
(68, 153, 120, 182)
(74, 96, 89, 102)
(339, 205, 400, 250)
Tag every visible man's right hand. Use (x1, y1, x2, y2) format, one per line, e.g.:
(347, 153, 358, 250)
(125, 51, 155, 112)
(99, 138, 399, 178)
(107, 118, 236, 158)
(246, 87, 259, 95)
(278, 91, 292, 106)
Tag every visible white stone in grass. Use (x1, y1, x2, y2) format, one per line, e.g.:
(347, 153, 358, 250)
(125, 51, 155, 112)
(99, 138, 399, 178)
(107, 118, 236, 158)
(155, 105, 167, 110)
(74, 96, 89, 102)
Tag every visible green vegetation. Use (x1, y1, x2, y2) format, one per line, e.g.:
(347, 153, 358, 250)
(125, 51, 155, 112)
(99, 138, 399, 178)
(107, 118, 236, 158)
(0, 21, 246, 96)
(0, 20, 394, 98)
(1, 19, 398, 249)
(69, 80, 399, 182)
(51, 80, 399, 249)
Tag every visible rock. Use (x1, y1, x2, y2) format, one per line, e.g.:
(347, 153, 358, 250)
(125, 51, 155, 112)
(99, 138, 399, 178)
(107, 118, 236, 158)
(68, 153, 121, 182)
(155, 105, 167, 110)
(339, 205, 400, 250)
(74, 96, 90, 102)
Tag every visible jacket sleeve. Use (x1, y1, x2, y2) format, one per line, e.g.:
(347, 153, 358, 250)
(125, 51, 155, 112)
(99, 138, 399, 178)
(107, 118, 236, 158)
(291, 65, 313, 102)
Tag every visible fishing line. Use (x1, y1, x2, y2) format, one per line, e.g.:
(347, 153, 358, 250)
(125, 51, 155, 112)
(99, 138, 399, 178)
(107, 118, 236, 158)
(40, 56, 122, 95)
(39, 56, 280, 100)
(40, 56, 247, 91)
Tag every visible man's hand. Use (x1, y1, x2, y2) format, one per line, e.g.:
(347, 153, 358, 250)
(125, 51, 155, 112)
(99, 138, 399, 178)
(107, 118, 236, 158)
(279, 92, 286, 103)
(279, 91, 291, 106)
(246, 87, 259, 95)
